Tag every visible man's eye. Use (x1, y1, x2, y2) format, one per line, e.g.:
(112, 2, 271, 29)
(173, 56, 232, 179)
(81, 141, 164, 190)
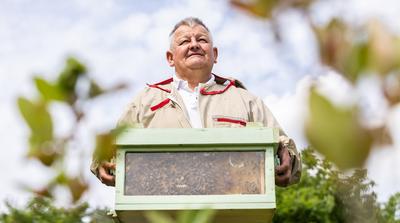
(199, 38, 207, 43)
(179, 40, 189, 45)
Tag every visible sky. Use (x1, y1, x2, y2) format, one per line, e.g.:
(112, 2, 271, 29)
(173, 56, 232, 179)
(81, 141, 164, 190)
(0, 0, 399, 211)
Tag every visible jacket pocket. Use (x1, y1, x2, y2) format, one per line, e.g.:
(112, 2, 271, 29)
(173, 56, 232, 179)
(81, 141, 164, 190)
(212, 115, 247, 128)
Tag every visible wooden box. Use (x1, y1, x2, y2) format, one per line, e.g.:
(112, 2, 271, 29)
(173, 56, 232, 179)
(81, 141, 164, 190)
(114, 127, 278, 223)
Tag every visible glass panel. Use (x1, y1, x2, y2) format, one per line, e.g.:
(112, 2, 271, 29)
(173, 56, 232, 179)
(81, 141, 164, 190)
(124, 151, 265, 195)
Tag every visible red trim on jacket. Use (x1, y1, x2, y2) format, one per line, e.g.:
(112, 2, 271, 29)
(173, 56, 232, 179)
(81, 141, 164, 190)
(200, 80, 234, 95)
(147, 84, 171, 93)
(150, 98, 171, 111)
(147, 78, 173, 93)
(153, 78, 173, 85)
(215, 117, 247, 126)
(147, 74, 242, 95)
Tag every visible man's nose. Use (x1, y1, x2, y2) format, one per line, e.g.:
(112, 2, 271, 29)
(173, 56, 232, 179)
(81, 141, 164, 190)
(189, 38, 200, 50)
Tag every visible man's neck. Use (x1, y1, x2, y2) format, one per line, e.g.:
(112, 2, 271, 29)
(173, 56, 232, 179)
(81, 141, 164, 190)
(175, 69, 212, 90)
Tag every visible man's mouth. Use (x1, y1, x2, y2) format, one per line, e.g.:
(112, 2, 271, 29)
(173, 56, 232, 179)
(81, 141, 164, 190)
(187, 53, 204, 58)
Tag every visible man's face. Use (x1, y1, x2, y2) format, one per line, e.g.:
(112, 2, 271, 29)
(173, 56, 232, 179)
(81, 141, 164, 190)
(166, 25, 218, 74)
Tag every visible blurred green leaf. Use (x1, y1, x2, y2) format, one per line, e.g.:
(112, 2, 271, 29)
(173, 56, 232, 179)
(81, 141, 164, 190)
(93, 133, 116, 163)
(93, 126, 127, 162)
(57, 57, 87, 102)
(17, 97, 57, 166)
(230, 0, 314, 18)
(144, 211, 174, 223)
(67, 177, 88, 203)
(54, 171, 68, 185)
(317, 19, 400, 83)
(305, 88, 373, 169)
(315, 19, 367, 83)
(343, 42, 370, 83)
(17, 97, 53, 147)
(230, 0, 277, 18)
(28, 144, 58, 166)
(32, 188, 52, 199)
(34, 76, 66, 102)
(177, 210, 197, 223)
(88, 79, 104, 98)
(192, 209, 216, 223)
(368, 20, 400, 76)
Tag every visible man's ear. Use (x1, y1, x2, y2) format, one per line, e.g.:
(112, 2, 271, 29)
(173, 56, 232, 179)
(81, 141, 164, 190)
(166, 50, 174, 67)
(213, 47, 218, 64)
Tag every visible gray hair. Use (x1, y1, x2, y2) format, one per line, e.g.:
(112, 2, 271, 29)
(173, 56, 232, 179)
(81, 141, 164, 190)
(169, 17, 212, 49)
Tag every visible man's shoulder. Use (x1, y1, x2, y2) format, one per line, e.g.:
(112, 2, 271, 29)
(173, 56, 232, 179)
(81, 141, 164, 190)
(129, 78, 172, 104)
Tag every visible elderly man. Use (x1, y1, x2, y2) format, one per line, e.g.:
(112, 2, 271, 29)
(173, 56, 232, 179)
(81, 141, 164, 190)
(91, 17, 301, 187)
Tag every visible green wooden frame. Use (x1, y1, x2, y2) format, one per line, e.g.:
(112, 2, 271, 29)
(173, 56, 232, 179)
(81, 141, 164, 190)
(114, 127, 279, 222)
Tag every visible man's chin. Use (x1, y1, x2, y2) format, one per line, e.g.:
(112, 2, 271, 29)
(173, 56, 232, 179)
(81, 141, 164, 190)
(185, 59, 208, 68)
(185, 62, 210, 70)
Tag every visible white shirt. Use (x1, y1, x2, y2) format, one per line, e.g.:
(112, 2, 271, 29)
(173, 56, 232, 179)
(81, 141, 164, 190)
(172, 74, 215, 128)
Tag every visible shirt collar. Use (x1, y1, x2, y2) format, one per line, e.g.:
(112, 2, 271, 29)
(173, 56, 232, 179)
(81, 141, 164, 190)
(172, 74, 215, 92)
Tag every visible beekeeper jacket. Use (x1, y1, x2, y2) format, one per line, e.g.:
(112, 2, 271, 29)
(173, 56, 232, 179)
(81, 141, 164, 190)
(92, 74, 301, 184)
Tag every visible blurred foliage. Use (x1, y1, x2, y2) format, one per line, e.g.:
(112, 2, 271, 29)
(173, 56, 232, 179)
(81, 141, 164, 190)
(0, 197, 113, 223)
(92, 128, 122, 163)
(144, 209, 216, 223)
(305, 88, 373, 169)
(230, 0, 314, 18)
(273, 147, 400, 223)
(315, 19, 400, 83)
(17, 57, 126, 203)
(231, 0, 400, 170)
(2, 149, 398, 223)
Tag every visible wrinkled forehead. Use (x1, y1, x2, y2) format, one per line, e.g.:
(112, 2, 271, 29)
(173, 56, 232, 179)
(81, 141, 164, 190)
(172, 24, 211, 39)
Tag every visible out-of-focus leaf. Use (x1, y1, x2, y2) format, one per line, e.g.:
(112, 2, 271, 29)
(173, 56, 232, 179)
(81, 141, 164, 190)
(305, 88, 373, 169)
(368, 20, 400, 75)
(368, 126, 393, 146)
(93, 133, 117, 162)
(17, 97, 53, 144)
(89, 80, 128, 99)
(289, 0, 315, 9)
(192, 209, 216, 223)
(145, 211, 174, 223)
(230, 0, 278, 18)
(32, 188, 52, 198)
(315, 19, 367, 83)
(27, 144, 58, 166)
(317, 19, 400, 83)
(18, 97, 58, 165)
(343, 42, 370, 83)
(54, 171, 68, 185)
(57, 57, 87, 102)
(67, 177, 88, 203)
(230, 0, 314, 18)
(177, 210, 197, 223)
(93, 127, 127, 162)
(34, 76, 66, 102)
(88, 79, 104, 98)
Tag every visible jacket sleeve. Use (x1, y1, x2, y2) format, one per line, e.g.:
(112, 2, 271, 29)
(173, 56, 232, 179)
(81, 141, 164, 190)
(251, 96, 302, 185)
(90, 90, 144, 180)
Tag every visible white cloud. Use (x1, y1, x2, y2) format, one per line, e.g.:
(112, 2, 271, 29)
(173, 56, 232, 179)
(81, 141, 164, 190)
(264, 75, 312, 149)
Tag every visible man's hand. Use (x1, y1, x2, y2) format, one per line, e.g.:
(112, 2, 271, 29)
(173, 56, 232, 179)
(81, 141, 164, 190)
(98, 162, 115, 186)
(275, 143, 292, 187)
